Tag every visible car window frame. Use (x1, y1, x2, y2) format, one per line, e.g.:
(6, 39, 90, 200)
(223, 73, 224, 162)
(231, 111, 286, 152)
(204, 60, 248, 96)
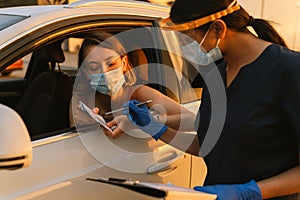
(1, 16, 172, 141)
(0, 15, 154, 73)
(1, 14, 196, 141)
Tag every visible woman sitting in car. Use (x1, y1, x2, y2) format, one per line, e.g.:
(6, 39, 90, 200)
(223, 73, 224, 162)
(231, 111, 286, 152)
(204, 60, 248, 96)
(70, 31, 195, 138)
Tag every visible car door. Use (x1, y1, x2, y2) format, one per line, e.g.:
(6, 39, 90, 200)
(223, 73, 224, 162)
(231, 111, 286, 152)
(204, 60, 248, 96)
(0, 13, 205, 199)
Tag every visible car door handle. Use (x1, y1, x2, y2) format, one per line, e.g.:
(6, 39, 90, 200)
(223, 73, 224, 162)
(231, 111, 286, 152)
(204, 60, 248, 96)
(147, 152, 185, 174)
(0, 91, 19, 97)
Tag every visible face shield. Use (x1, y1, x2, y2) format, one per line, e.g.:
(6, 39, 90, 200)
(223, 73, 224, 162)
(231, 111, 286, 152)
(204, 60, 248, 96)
(159, 0, 240, 32)
(159, 0, 240, 64)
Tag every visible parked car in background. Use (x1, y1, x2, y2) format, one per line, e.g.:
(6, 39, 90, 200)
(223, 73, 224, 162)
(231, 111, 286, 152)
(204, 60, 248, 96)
(0, 0, 207, 199)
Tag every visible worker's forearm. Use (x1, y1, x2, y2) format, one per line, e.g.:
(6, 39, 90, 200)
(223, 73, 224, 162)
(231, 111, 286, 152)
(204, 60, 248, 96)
(159, 128, 200, 156)
(257, 165, 300, 199)
(165, 112, 196, 132)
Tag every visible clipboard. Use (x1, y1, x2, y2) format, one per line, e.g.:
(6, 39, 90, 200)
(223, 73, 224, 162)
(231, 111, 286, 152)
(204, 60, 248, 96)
(79, 101, 113, 134)
(86, 177, 167, 198)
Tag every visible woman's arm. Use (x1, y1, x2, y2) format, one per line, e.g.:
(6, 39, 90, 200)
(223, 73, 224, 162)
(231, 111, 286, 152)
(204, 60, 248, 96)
(157, 112, 196, 131)
(124, 97, 200, 155)
(159, 127, 200, 156)
(257, 165, 300, 199)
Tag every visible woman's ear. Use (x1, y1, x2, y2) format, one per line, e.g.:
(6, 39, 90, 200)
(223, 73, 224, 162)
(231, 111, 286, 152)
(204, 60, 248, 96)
(121, 55, 128, 72)
(212, 19, 227, 39)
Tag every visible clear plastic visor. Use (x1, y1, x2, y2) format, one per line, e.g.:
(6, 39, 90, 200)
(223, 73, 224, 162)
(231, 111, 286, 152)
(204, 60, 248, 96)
(159, 0, 240, 31)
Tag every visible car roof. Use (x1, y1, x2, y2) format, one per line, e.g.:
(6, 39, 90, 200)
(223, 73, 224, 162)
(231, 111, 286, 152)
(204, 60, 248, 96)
(0, 0, 169, 16)
(0, 0, 170, 48)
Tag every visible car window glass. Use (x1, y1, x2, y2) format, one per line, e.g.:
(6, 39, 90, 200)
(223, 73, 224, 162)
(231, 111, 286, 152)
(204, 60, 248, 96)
(0, 38, 81, 80)
(59, 38, 82, 78)
(0, 14, 28, 31)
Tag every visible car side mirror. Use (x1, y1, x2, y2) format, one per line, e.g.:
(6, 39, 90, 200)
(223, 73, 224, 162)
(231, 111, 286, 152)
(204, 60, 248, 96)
(0, 104, 32, 170)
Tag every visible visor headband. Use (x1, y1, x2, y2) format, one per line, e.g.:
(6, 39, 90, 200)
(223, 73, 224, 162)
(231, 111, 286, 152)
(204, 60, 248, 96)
(160, 0, 240, 31)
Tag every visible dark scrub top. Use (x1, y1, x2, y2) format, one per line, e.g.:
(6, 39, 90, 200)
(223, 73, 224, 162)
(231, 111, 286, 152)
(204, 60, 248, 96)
(196, 44, 300, 199)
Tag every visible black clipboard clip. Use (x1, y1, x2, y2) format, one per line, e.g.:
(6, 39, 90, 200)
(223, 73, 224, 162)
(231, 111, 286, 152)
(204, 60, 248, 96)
(86, 177, 166, 198)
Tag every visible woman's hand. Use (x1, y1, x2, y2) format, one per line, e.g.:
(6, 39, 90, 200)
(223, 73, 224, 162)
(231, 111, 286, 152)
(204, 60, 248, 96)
(74, 104, 99, 126)
(104, 115, 137, 138)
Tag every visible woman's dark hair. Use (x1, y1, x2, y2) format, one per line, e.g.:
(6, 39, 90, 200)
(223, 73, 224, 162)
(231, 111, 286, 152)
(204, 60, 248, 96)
(170, 0, 287, 47)
(78, 31, 136, 86)
(78, 32, 126, 68)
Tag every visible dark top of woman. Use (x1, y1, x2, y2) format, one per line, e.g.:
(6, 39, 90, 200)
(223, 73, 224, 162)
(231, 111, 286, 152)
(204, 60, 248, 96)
(196, 44, 300, 190)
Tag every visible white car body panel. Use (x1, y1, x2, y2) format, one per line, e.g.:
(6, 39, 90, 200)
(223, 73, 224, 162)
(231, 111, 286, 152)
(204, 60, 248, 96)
(0, 130, 195, 199)
(1, 101, 203, 199)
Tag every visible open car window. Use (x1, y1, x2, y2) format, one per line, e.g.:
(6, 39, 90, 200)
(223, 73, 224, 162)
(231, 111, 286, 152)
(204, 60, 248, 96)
(4, 26, 165, 141)
(0, 19, 200, 141)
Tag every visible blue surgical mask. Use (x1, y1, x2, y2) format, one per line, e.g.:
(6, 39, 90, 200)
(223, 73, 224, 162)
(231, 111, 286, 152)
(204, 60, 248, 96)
(180, 29, 222, 66)
(89, 67, 125, 96)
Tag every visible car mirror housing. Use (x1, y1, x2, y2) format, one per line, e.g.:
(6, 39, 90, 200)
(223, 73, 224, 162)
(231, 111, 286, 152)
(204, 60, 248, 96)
(0, 104, 32, 170)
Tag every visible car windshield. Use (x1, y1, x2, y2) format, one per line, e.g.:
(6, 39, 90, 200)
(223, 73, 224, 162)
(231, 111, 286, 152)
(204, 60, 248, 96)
(0, 14, 28, 31)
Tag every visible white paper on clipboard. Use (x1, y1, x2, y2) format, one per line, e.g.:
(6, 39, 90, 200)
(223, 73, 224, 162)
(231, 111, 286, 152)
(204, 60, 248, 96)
(79, 101, 113, 134)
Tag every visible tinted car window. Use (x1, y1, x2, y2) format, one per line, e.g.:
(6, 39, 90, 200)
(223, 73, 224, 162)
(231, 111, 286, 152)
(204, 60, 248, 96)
(0, 14, 28, 31)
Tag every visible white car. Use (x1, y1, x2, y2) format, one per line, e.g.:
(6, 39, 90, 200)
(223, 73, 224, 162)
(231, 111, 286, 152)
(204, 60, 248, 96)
(0, 1, 207, 199)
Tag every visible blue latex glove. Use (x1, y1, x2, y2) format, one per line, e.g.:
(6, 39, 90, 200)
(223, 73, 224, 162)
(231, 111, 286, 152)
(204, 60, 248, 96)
(194, 180, 262, 200)
(124, 100, 168, 140)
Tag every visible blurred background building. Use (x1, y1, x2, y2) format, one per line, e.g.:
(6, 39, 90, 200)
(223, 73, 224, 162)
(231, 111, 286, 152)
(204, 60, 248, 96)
(0, 0, 172, 7)
(0, 0, 37, 7)
(0, 0, 173, 7)
(37, 0, 68, 4)
(0, 0, 68, 7)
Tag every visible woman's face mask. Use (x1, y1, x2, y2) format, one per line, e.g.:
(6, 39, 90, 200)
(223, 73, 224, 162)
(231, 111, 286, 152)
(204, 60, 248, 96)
(89, 67, 125, 96)
(180, 28, 222, 66)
